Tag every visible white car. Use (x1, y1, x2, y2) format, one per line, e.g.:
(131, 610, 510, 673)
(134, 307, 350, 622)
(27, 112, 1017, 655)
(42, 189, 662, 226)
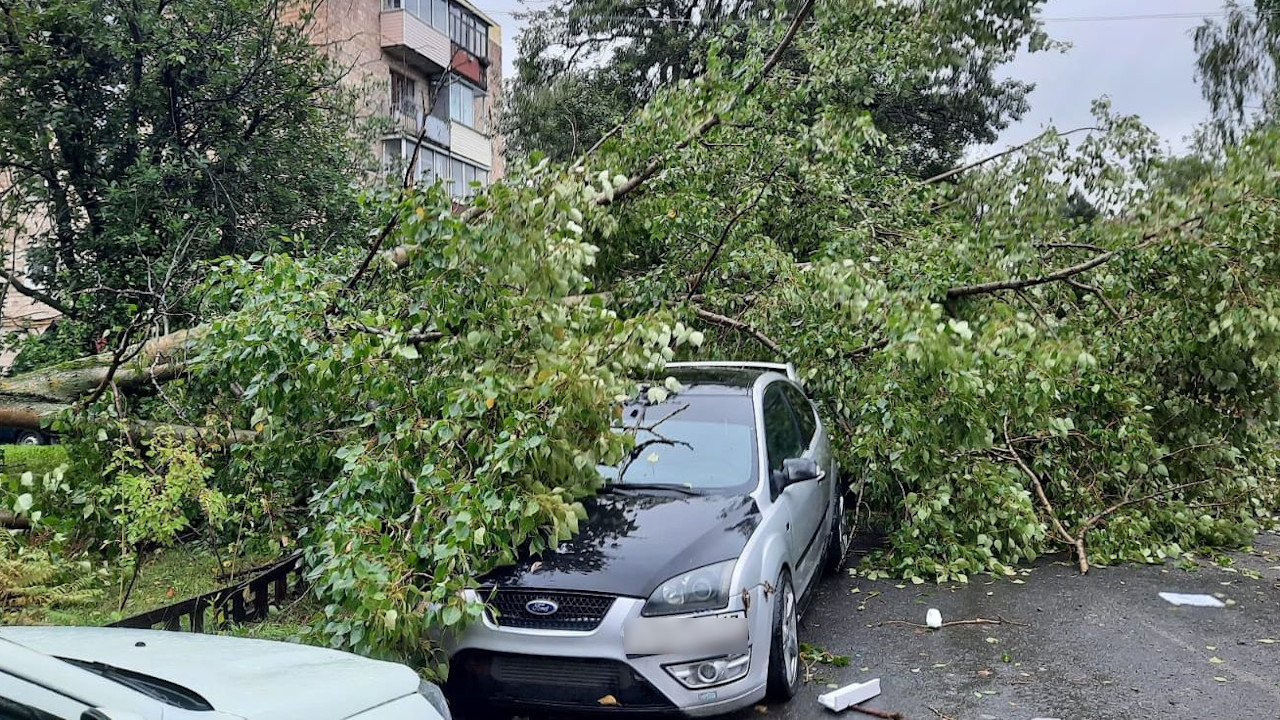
(0, 626, 450, 720)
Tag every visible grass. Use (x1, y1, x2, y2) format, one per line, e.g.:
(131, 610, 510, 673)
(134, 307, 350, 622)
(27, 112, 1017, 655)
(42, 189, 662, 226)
(2, 444, 70, 487)
(219, 597, 325, 645)
(4, 444, 319, 641)
(44, 544, 278, 626)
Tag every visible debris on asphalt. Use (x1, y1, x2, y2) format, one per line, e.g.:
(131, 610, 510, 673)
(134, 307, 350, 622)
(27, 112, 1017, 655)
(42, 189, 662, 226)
(926, 608, 942, 629)
(817, 678, 881, 711)
(1158, 592, 1226, 607)
(876, 615, 1029, 629)
(849, 705, 903, 720)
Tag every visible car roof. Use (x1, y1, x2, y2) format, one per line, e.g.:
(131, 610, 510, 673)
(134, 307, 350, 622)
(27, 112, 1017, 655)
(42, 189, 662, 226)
(658, 366, 785, 393)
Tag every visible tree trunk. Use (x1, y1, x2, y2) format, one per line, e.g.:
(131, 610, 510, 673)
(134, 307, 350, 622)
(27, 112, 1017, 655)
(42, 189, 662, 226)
(0, 329, 198, 430)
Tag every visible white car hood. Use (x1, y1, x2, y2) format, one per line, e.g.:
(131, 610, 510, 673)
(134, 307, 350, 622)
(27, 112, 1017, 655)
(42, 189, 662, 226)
(0, 626, 421, 720)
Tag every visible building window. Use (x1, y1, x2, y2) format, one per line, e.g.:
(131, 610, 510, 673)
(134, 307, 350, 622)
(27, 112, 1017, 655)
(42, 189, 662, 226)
(385, 0, 448, 33)
(383, 139, 402, 171)
(432, 0, 447, 32)
(449, 80, 483, 129)
(385, 138, 488, 196)
(433, 152, 448, 186)
(450, 158, 466, 198)
(418, 147, 435, 183)
(391, 71, 416, 117)
(448, 4, 488, 59)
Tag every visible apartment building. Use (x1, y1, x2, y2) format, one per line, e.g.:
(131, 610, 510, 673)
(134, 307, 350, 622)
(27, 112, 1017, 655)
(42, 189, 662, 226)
(1, 2, 502, 366)
(311, 0, 504, 196)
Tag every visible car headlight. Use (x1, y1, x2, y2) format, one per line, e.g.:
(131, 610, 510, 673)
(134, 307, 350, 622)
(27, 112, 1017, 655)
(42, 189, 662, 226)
(642, 560, 736, 616)
(417, 679, 452, 720)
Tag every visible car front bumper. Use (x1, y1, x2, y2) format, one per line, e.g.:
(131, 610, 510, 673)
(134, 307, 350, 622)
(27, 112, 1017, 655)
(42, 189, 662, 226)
(446, 596, 770, 717)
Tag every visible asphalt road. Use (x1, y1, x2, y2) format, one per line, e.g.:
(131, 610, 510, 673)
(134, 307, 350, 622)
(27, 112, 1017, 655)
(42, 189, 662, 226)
(476, 531, 1280, 720)
(732, 530, 1280, 720)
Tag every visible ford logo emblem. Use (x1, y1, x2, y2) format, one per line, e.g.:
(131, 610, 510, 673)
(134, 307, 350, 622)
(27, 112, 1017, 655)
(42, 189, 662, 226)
(525, 599, 559, 616)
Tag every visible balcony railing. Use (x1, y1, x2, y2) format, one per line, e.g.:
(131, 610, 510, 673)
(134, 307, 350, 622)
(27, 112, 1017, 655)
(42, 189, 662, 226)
(385, 104, 451, 150)
(380, 7, 450, 72)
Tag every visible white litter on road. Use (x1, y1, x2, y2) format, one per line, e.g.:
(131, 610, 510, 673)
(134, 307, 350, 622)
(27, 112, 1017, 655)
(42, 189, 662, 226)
(926, 608, 942, 629)
(817, 678, 881, 712)
(1159, 592, 1226, 608)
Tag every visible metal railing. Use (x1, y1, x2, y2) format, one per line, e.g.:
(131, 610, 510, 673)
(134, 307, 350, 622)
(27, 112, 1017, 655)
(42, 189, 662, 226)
(109, 552, 306, 633)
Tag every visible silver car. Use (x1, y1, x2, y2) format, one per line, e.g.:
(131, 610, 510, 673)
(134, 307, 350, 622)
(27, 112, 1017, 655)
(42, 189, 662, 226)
(447, 362, 849, 716)
(0, 626, 451, 720)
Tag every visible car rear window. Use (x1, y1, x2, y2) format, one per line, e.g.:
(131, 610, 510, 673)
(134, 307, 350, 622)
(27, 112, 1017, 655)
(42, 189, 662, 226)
(601, 392, 758, 492)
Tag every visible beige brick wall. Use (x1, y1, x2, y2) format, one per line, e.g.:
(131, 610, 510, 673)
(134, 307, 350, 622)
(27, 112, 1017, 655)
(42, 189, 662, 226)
(0, 171, 59, 367)
(309, 0, 504, 177)
(487, 28, 504, 180)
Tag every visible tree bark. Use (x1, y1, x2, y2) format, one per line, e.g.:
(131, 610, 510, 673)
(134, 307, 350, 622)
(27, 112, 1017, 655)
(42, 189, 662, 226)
(0, 330, 198, 431)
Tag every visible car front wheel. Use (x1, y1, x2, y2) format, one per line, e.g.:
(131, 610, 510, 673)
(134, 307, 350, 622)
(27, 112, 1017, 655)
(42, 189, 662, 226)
(823, 492, 849, 575)
(765, 570, 801, 702)
(15, 431, 45, 446)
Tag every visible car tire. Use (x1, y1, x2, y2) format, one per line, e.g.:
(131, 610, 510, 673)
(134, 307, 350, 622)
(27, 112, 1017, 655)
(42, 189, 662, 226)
(15, 431, 45, 446)
(823, 491, 849, 576)
(765, 570, 801, 702)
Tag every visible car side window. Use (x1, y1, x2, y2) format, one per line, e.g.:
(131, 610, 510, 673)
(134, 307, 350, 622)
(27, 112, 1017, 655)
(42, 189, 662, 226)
(782, 384, 817, 448)
(762, 384, 803, 474)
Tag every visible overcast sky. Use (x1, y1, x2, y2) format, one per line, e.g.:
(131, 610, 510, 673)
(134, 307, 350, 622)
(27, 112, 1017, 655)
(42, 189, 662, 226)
(482, 0, 1232, 155)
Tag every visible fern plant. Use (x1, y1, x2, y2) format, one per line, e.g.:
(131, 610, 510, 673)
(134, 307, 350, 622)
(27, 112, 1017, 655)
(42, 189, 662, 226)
(0, 533, 102, 623)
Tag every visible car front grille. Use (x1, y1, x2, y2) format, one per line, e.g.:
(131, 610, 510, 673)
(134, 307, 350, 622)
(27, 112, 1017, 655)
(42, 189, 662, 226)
(485, 588, 615, 631)
(448, 650, 676, 711)
(491, 654, 622, 687)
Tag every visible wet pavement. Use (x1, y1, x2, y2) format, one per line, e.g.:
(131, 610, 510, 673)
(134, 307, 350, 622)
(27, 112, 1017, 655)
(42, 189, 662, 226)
(473, 530, 1280, 720)
(732, 530, 1280, 720)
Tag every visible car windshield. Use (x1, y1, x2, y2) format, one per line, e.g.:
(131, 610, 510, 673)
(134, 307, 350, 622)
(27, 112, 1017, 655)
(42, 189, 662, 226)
(599, 392, 758, 493)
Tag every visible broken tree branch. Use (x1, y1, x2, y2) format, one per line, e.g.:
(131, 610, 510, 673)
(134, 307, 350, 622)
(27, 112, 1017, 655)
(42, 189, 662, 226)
(0, 267, 75, 317)
(1003, 416, 1076, 548)
(923, 126, 1101, 185)
(1064, 278, 1122, 320)
(946, 213, 1210, 300)
(850, 705, 904, 720)
(600, 0, 815, 206)
(692, 306, 782, 355)
(687, 163, 782, 300)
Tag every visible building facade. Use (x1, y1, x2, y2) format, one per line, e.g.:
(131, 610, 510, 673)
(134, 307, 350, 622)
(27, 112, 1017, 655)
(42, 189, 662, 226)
(2, 2, 502, 368)
(0, 171, 59, 368)
(311, 0, 504, 197)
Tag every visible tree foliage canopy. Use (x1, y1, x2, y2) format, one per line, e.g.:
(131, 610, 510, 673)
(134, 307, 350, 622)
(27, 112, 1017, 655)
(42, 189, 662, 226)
(503, 0, 1047, 177)
(1195, 0, 1280, 147)
(0, 0, 368, 364)
(3, 0, 1278, 669)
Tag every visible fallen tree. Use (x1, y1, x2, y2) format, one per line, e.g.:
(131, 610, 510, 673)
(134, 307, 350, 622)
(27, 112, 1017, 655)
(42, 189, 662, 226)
(3, 0, 1278, 665)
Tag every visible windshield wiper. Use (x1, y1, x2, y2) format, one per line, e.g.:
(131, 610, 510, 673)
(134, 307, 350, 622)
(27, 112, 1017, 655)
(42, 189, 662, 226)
(62, 659, 214, 711)
(604, 482, 701, 496)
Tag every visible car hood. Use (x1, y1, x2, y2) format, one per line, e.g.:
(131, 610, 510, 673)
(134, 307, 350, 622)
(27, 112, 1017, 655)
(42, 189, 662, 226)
(0, 626, 422, 720)
(481, 491, 760, 598)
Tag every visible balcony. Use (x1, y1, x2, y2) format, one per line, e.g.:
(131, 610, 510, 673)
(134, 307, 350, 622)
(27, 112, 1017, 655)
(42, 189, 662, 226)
(385, 105, 451, 149)
(450, 121, 491, 168)
(450, 45, 488, 90)
(380, 9, 449, 73)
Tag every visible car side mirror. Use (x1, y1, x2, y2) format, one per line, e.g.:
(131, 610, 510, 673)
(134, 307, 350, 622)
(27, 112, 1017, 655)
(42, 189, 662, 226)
(781, 457, 823, 486)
